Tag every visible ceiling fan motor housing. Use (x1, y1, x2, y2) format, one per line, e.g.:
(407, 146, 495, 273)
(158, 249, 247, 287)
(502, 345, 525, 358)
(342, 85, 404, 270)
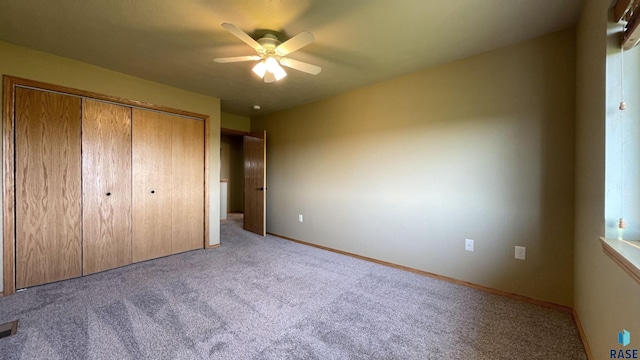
(258, 34, 281, 54)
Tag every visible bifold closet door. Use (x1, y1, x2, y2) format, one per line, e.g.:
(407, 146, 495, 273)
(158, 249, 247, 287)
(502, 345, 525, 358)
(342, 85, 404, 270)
(171, 117, 204, 253)
(131, 108, 173, 262)
(82, 99, 132, 275)
(15, 87, 82, 288)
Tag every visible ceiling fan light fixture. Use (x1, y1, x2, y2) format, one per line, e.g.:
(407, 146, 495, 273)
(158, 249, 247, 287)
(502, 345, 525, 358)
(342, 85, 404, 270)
(265, 56, 279, 73)
(253, 56, 287, 82)
(272, 62, 287, 81)
(252, 61, 267, 78)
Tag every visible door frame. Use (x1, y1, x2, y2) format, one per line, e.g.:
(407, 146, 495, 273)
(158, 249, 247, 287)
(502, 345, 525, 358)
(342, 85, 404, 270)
(2, 75, 211, 296)
(220, 128, 248, 220)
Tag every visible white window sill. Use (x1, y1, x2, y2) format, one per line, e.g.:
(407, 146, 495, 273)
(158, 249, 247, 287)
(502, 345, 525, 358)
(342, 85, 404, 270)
(600, 237, 640, 285)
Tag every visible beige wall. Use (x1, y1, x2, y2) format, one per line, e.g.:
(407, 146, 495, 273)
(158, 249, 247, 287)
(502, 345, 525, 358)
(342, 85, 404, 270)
(221, 112, 251, 133)
(0, 40, 222, 291)
(575, 0, 640, 358)
(252, 30, 576, 306)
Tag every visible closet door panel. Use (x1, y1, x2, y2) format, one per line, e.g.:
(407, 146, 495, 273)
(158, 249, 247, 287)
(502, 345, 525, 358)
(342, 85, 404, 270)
(15, 88, 82, 288)
(82, 99, 132, 275)
(171, 117, 204, 253)
(132, 108, 172, 262)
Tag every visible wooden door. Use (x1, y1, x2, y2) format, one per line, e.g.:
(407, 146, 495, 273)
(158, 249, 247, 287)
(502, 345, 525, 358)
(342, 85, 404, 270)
(171, 116, 205, 253)
(243, 131, 266, 236)
(82, 99, 132, 275)
(15, 88, 82, 288)
(131, 108, 172, 262)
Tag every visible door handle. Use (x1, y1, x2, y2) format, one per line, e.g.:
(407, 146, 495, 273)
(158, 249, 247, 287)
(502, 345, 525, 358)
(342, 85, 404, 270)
(258, 187, 267, 191)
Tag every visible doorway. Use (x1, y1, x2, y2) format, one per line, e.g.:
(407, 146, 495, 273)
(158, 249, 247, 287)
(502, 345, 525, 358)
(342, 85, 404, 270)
(220, 131, 245, 217)
(220, 129, 267, 236)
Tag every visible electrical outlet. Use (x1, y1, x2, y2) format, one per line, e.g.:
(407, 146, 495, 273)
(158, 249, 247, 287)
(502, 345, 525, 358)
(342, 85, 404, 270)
(515, 246, 526, 260)
(465, 239, 474, 252)
(298, 214, 303, 223)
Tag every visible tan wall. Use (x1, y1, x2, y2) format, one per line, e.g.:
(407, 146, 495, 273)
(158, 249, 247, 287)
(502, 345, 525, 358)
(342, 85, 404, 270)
(221, 112, 251, 133)
(575, 0, 640, 358)
(252, 30, 576, 306)
(0, 41, 222, 291)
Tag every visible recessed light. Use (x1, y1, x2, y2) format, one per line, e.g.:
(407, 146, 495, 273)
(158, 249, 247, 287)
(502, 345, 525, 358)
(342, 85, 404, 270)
(253, 105, 261, 110)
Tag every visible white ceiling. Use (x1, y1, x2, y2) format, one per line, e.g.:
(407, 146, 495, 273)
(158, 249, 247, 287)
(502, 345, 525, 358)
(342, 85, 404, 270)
(0, 0, 584, 117)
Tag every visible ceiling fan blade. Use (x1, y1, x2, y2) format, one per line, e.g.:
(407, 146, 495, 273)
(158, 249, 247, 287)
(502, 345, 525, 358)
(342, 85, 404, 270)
(214, 55, 261, 63)
(275, 31, 315, 56)
(279, 58, 322, 75)
(221, 23, 263, 52)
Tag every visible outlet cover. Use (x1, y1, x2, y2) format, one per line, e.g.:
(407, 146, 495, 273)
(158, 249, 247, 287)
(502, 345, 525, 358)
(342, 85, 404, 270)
(465, 239, 474, 252)
(515, 246, 526, 260)
(298, 214, 303, 223)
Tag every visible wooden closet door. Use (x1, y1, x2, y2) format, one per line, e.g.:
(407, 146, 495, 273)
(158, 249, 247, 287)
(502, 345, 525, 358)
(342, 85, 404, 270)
(82, 100, 132, 275)
(131, 108, 172, 262)
(15, 88, 82, 288)
(171, 117, 204, 253)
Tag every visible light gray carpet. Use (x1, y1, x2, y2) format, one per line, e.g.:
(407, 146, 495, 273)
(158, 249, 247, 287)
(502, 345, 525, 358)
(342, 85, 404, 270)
(0, 214, 587, 359)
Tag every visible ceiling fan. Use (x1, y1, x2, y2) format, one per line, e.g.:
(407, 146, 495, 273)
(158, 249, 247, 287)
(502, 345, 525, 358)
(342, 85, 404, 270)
(214, 23, 321, 83)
